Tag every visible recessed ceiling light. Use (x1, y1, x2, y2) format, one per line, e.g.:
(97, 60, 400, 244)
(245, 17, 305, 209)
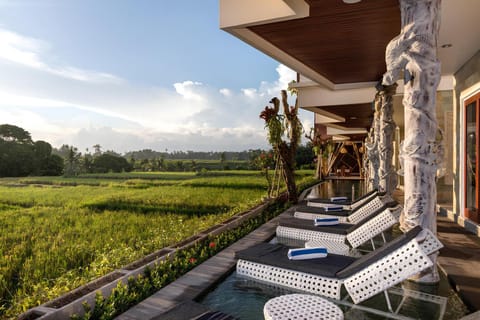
(343, 0, 362, 3)
(441, 44, 453, 48)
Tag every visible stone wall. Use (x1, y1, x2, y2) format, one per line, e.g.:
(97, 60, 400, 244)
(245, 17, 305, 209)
(391, 90, 453, 198)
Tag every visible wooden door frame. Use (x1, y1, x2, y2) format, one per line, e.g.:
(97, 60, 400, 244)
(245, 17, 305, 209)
(464, 92, 480, 220)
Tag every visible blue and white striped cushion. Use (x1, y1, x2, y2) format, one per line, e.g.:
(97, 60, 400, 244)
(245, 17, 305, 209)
(330, 196, 348, 202)
(287, 247, 328, 260)
(314, 217, 340, 226)
(323, 206, 343, 212)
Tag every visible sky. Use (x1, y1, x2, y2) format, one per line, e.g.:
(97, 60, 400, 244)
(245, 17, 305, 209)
(0, 0, 313, 153)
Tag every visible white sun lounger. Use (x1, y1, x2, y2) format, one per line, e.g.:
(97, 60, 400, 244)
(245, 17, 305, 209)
(236, 226, 442, 310)
(295, 193, 395, 224)
(278, 204, 402, 251)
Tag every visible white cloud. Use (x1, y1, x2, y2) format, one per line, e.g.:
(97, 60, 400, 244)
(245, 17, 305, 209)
(219, 88, 232, 97)
(173, 81, 205, 101)
(0, 28, 123, 84)
(276, 64, 297, 91)
(0, 28, 314, 152)
(241, 88, 258, 99)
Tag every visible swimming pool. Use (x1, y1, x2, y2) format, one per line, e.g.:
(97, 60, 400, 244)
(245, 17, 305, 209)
(200, 269, 467, 319)
(199, 181, 469, 319)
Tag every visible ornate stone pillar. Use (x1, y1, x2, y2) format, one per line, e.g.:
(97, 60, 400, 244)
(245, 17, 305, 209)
(378, 84, 398, 195)
(382, 0, 442, 283)
(365, 96, 381, 191)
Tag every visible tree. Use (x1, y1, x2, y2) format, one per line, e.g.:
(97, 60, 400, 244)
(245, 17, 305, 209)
(91, 154, 133, 173)
(41, 154, 64, 176)
(0, 125, 63, 177)
(260, 90, 302, 202)
(253, 151, 275, 194)
(64, 146, 82, 177)
(0, 141, 35, 176)
(33, 140, 64, 176)
(305, 127, 333, 179)
(295, 143, 314, 170)
(93, 144, 102, 156)
(0, 124, 32, 144)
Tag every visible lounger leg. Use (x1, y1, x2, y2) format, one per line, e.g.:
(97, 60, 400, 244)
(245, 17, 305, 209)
(381, 232, 387, 244)
(395, 295, 407, 314)
(384, 290, 394, 313)
(370, 238, 377, 250)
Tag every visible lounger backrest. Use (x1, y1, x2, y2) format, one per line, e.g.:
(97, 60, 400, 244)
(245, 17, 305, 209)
(346, 205, 402, 248)
(341, 226, 437, 304)
(336, 226, 423, 279)
(349, 189, 379, 210)
(347, 196, 393, 224)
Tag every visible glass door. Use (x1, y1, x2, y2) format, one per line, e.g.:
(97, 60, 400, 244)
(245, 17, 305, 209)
(465, 93, 480, 222)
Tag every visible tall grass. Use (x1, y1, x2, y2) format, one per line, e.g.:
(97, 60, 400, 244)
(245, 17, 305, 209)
(0, 170, 315, 318)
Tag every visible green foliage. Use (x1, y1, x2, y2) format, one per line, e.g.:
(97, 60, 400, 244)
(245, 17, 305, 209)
(71, 201, 289, 320)
(91, 154, 133, 173)
(0, 125, 63, 177)
(0, 124, 32, 144)
(266, 116, 284, 146)
(295, 143, 315, 169)
(0, 171, 317, 318)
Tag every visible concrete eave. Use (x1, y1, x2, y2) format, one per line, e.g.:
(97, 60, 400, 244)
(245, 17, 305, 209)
(220, 0, 340, 90)
(296, 75, 455, 109)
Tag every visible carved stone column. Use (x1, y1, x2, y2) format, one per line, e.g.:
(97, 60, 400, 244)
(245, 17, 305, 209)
(378, 84, 398, 195)
(365, 96, 381, 191)
(382, 0, 441, 283)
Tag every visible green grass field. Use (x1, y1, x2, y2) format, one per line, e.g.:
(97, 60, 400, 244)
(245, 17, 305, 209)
(0, 170, 314, 318)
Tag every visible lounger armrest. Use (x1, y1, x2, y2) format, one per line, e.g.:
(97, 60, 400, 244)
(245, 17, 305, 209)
(417, 228, 444, 256)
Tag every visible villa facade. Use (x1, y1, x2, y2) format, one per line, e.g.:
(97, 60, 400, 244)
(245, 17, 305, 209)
(220, 0, 480, 228)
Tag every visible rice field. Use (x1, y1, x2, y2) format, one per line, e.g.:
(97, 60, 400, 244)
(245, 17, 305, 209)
(0, 170, 314, 318)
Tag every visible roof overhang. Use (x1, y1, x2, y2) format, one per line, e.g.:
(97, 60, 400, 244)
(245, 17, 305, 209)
(220, 0, 480, 137)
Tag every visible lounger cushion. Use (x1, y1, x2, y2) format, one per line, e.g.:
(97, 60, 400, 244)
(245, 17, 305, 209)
(295, 205, 350, 217)
(335, 226, 422, 279)
(236, 243, 356, 277)
(279, 216, 352, 235)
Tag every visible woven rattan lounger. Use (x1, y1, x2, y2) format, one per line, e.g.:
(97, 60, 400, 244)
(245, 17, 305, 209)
(236, 226, 442, 310)
(296, 193, 396, 224)
(278, 204, 402, 251)
(307, 189, 380, 211)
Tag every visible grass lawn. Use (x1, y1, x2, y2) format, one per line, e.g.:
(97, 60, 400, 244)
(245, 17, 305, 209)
(0, 170, 314, 318)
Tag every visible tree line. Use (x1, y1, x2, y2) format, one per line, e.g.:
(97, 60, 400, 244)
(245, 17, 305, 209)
(0, 124, 63, 177)
(0, 124, 315, 177)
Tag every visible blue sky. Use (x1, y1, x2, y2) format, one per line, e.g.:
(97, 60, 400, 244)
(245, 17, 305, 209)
(0, 0, 312, 152)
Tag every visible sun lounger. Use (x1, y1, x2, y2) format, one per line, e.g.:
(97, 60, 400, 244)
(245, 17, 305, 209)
(307, 189, 380, 211)
(295, 194, 395, 224)
(236, 226, 442, 308)
(278, 204, 402, 250)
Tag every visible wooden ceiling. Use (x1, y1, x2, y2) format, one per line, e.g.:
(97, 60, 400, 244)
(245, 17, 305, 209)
(322, 102, 373, 129)
(249, 0, 401, 84)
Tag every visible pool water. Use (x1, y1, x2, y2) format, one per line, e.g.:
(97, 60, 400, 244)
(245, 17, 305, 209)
(200, 270, 467, 320)
(199, 181, 469, 319)
(307, 180, 365, 201)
